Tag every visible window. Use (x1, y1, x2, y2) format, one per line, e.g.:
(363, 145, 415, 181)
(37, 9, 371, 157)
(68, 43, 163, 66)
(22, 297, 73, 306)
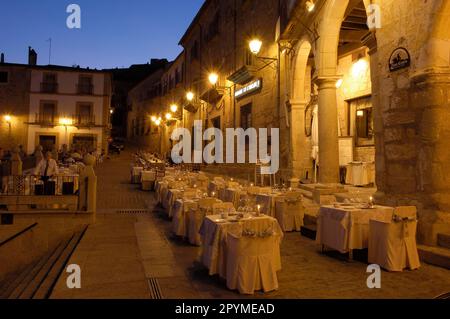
(190, 41, 199, 62)
(41, 73, 58, 93)
(76, 103, 93, 125)
(240, 103, 252, 130)
(0, 71, 9, 83)
(39, 102, 57, 124)
(347, 96, 374, 146)
(205, 12, 220, 42)
(78, 75, 93, 95)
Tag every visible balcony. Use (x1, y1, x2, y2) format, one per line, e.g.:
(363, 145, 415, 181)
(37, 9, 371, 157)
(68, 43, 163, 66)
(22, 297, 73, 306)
(40, 82, 58, 94)
(77, 83, 94, 95)
(73, 114, 96, 127)
(31, 113, 59, 126)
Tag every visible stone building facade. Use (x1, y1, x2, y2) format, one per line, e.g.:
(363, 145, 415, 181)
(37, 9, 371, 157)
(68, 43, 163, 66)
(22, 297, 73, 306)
(0, 63, 31, 151)
(132, 0, 450, 245)
(26, 66, 112, 155)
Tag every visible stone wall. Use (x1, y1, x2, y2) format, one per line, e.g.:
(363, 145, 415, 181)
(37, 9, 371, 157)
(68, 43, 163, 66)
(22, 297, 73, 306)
(0, 65, 30, 151)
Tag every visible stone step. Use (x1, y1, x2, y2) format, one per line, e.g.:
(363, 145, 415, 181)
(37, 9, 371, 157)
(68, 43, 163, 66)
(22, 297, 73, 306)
(437, 233, 450, 250)
(33, 226, 88, 299)
(6, 242, 65, 299)
(301, 224, 317, 240)
(0, 260, 39, 299)
(418, 245, 450, 270)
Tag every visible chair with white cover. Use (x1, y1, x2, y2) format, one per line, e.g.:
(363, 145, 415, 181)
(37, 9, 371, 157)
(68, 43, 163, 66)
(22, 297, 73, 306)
(226, 234, 279, 294)
(274, 194, 305, 232)
(188, 198, 221, 246)
(368, 206, 420, 272)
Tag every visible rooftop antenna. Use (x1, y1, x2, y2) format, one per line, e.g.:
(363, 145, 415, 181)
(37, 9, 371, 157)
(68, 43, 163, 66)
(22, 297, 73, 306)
(46, 38, 52, 64)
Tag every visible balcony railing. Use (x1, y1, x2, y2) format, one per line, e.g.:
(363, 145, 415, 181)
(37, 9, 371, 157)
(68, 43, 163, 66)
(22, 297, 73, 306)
(77, 83, 94, 95)
(73, 114, 96, 126)
(40, 82, 58, 93)
(34, 113, 59, 126)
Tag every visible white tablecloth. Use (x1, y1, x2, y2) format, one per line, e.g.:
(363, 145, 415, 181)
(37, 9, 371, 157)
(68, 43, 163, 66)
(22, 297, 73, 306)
(316, 204, 394, 253)
(346, 162, 375, 186)
(256, 192, 283, 217)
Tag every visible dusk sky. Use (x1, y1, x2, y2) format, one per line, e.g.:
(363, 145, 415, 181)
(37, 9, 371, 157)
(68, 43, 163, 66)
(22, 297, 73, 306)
(0, 0, 205, 69)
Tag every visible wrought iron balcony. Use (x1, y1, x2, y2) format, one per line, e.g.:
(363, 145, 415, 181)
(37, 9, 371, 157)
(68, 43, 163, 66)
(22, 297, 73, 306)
(73, 114, 96, 127)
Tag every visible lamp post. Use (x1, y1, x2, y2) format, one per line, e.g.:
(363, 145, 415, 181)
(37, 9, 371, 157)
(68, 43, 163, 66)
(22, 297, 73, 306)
(59, 117, 73, 146)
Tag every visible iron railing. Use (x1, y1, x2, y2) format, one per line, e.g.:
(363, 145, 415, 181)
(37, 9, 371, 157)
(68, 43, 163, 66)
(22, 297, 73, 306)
(0, 175, 79, 196)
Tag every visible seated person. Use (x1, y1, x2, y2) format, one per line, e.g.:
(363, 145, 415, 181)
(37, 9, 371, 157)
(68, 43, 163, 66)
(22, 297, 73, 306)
(34, 151, 59, 182)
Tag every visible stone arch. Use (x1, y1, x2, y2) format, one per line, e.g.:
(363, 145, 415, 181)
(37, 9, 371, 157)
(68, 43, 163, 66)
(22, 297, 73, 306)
(291, 39, 313, 101)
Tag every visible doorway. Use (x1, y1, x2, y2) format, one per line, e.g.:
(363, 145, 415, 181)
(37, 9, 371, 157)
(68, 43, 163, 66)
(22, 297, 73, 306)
(39, 135, 56, 153)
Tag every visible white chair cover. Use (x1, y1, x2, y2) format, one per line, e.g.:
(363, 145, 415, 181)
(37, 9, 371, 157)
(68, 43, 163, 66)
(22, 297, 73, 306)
(226, 234, 279, 294)
(188, 198, 221, 246)
(275, 197, 305, 232)
(212, 202, 236, 214)
(369, 219, 421, 272)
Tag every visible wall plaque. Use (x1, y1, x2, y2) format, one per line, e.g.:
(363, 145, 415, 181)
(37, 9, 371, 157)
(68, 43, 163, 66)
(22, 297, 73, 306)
(389, 47, 411, 72)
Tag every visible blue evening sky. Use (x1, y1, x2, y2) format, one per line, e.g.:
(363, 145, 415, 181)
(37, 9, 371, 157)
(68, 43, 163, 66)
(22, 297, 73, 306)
(0, 0, 204, 69)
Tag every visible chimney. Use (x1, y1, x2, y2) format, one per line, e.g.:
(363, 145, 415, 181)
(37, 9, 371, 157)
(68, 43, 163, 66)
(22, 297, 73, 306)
(28, 46, 37, 66)
(0, 53, 4, 64)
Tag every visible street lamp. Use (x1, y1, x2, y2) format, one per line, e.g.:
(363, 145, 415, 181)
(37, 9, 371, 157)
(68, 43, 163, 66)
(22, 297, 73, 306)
(59, 117, 73, 145)
(186, 91, 194, 102)
(165, 113, 172, 121)
(208, 73, 219, 86)
(249, 39, 263, 55)
(151, 115, 157, 123)
(170, 104, 178, 113)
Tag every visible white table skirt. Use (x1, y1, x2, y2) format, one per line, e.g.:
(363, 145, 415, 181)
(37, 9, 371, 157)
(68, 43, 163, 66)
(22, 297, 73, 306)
(199, 215, 283, 278)
(316, 204, 394, 253)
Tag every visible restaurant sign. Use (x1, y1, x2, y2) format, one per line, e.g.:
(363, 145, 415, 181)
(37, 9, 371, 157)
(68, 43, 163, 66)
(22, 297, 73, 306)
(389, 47, 411, 72)
(235, 78, 262, 99)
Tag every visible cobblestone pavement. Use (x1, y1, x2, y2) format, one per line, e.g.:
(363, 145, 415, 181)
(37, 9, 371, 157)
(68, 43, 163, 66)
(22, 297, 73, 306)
(52, 150, 450, 299)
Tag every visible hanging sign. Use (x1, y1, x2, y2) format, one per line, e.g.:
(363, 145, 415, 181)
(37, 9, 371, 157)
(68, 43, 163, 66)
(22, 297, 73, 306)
(389, 47, 411, 72)
(235, 78, 262, 99)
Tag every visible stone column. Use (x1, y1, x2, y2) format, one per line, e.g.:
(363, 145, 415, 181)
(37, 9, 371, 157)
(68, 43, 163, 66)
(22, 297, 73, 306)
(316, 76, 341, 184)
(288, 99, 310, 179)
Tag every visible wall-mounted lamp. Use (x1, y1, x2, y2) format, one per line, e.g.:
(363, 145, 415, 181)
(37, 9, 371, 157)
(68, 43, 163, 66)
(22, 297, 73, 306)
(208, 73, 219, 86)
(186, 91, 195, 102)
(249, 39, 263, 55)
(165, 113, 172, 121)
(170, 104, 178, 113)
(59, 117, 73, 126)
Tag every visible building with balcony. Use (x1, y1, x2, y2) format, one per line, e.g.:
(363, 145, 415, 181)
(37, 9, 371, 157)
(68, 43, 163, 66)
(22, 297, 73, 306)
(26, 65, 112, 154)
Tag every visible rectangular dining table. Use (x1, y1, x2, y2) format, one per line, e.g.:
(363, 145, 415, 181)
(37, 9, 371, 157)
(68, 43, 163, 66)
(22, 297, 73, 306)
(316, 203, 394, 259)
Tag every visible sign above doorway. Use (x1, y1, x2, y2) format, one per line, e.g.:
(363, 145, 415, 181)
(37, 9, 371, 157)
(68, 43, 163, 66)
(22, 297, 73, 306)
(235, 78, 262, 100)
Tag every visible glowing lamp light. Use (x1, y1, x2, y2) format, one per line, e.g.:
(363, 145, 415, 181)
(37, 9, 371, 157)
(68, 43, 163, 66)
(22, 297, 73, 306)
(170, 104, 178, 113)
(208, 73, 219, 86)
(59, 118, 73, 126)
(151, 115, 157, 122)
(336, 79, 343, 89)
(306, 0, 315, 12)
(249, 39, 263, 55)
(352, 58, 368, 78)
(4, 115, 12, 123)
(165, 113, 172, 120)
(356, 110, 365, 117)
(186, 91, 194, 102)
(154, 119, 161, 126)
(110, 109, 114, 114)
